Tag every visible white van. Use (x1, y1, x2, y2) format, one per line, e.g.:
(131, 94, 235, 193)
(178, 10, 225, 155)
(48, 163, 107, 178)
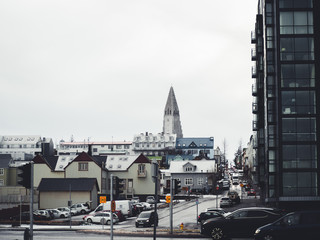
(91, 200, 133, 217)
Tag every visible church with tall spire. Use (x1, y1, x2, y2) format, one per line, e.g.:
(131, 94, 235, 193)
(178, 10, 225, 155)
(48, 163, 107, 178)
(163, 87, 183, 138)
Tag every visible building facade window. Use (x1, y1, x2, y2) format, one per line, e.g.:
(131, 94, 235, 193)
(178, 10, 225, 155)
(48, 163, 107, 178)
(0, 168, 4, 175)
(282, 145, 317, 168)
(185, 166, 193, 172)
(78, 163, 88, 171)
(185, 178, 193, 185)
(138, 164, 145, 174)
(283, 172, 317, 196)
(0, 179, 4, 186)
(197, 178, 204, 186)
(279, 11, 313, 35)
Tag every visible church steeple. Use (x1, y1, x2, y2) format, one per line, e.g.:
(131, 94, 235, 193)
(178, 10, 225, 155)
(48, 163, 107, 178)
(163, 87, 183, 138)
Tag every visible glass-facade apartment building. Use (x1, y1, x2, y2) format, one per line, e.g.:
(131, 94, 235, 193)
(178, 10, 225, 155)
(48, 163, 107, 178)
(251, 0, 320, 209)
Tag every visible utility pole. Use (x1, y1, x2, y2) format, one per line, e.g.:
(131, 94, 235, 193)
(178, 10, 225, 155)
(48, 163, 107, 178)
(152, 160, 158, 240)
(110, 174, 114, 240)
(30, 162, 34, 240)
(170, 177, 173, 234)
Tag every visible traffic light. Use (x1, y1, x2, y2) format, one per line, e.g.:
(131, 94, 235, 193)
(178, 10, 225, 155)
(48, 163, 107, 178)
(114, 176, 125, 200)
(174, 179, 181, 195)
(18, 163, 31, 189)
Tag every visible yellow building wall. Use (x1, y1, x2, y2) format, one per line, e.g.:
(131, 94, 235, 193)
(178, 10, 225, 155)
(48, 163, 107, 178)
(65, 162, 102, 193)
(33, 164, 64, 187)
(39, 191, 90, 209)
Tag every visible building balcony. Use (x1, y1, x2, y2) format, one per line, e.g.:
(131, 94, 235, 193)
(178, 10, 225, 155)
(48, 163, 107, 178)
(252, 66, 257, 78)
(251, 30, 256, 43)
(251, 48, 257, 61)
(137, 170, 147, 178)
(252, 102, 258, 114)
(252, 83, 257, 96)
(252, 120, 258, 131)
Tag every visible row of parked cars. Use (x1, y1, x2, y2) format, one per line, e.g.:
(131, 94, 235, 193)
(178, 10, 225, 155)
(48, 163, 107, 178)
(198, 207, 320, 240)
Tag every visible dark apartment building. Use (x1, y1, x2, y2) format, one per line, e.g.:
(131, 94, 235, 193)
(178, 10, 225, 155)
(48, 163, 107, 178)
(251, 0, 320, 209)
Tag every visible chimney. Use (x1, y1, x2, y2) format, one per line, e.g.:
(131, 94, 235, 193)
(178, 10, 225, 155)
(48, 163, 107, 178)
(88, 144, 92, 156)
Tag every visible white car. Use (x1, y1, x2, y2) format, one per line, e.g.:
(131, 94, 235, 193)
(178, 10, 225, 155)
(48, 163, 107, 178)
(140, 202, 152, 210)
(84, 212, 119, 224)
(57, 207, 77, 216)
(46, 209, 70, 218)
(70, 203, 91, 215)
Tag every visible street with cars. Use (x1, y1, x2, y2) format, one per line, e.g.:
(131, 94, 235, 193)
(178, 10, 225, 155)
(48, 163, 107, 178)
(2, 169, 320, 239)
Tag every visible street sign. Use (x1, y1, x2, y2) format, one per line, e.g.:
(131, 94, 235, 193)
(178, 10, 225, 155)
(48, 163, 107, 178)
(111, 200, 116, 212)
(100, 196, 107, 204)
(166, 195, 171, 203)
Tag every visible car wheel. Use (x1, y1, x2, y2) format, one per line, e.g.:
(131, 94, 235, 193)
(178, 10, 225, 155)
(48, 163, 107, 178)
(106, 220, 111, 225)
(263, 234, 275, 240)
(211, 227, 224, 240)
(87, 218, 93, 223)
(60, 214, 65, 218)
(80, 209, 86, 214)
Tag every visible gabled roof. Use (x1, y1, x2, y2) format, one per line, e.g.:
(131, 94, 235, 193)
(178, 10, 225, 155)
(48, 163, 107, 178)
(33, 155, 58, 171)
(133, 154, 151, 164)
(38, 178, 99, 192)
(106, 154, 151, 172)
(169, 159, 216, 173)
(0, 154, 12, 168)
(176, 137, 214, 149)
(65, 152, 104, 169)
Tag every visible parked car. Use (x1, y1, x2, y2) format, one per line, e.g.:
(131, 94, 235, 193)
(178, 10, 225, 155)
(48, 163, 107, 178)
(146, 196, 155, 204)
(131, 197, 140, 203)
(254, 210, 320, 240)
(248, 188, 256, 196)
(220, 197, 233, 207)
(132, 203, 144, 215)
(89, 210, 126, 222)
(70, 203, 91, 215)
(57, 207, 77, 216)
(135, 211, 158, 227)
(205, 208, 227, 215)
(83, 212, 119, 225)
(201, 207, 284, 239)
(140, 202, 152, 210)
(33, 210, 52, 220)
(198, 211, 223, 223)
(46, 209, 70, 218)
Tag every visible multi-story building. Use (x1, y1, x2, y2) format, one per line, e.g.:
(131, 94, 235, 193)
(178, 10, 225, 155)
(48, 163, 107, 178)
(132, 132, 176, 157)
(57, 141, 132, 156)
(251, 0, 320, 209)
(175, 137, 215, 159)
(0, 135, 54, 161)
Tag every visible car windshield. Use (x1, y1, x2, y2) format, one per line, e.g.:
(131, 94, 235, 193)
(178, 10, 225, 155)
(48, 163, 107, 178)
(139, 212, 151, 218)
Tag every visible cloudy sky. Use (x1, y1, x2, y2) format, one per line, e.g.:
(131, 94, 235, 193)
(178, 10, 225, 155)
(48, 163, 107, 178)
(0, 0, 257, 160)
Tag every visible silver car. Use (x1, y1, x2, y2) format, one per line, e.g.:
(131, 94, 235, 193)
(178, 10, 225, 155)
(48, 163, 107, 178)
(220, 197, 233, 207)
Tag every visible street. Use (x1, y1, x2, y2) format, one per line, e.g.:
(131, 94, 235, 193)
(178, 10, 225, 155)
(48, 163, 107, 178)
(0, 185, 259, 240)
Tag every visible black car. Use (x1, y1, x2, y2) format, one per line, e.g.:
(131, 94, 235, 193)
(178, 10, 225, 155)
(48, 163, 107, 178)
(254, 210, 320, 240)
(201, 207, 284, 239)
(198, 211, 223, 223)
(135, 211, 158, 227)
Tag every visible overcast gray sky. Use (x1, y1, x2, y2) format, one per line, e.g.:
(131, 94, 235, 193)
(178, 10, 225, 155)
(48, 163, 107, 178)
(0, 0, 257, 160)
